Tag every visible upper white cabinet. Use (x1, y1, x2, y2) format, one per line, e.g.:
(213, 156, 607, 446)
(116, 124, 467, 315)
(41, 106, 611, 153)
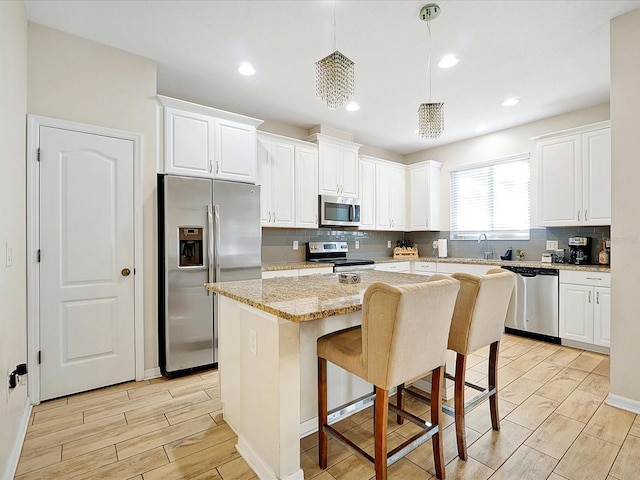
(295, 144, 319, 228)
(359, 159, 376, 230)
(308, 134, 361, 198)
(536, 121, 611, 226)
(375, 162, 406, 231)
(159, 95, 263, 183)
(257, 134, 295, 227)
(408, 161, 442, 231)
(258, 132, 319, 229)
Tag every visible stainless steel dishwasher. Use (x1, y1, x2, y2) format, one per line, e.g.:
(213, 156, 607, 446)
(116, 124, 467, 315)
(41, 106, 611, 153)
(502, 266, 560, 343)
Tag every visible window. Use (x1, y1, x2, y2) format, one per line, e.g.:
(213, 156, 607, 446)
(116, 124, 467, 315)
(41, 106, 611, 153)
(450, 154, 530, 240)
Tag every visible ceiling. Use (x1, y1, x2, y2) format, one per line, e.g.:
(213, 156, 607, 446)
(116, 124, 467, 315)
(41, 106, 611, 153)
(24, 0, 640, 155)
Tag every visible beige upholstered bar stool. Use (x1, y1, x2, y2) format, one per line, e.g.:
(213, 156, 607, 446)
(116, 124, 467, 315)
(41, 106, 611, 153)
(444, 268, 515, 460)
(397, 268, 515, 461)
(317, 278, 460, 480)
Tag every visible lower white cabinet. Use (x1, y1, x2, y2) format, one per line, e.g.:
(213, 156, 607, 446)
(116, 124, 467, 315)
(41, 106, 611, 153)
(559, 271, 610, 347)
(435, 262, 495, 276)
(411, 261, 437, 276)
(374, 262, 411, 273)
(295, 145, 319, 228)
(262, 266, 333, 279)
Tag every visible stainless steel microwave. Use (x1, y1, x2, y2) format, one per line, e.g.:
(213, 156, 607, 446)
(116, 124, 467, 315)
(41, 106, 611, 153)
(319, 195, 361, 227)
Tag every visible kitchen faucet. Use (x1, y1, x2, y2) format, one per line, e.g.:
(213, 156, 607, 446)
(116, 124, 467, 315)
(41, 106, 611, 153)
(478, 233, 493, 259)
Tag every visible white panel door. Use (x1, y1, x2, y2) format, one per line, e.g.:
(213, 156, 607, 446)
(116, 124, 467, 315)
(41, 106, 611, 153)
(559, 283, 593, 344)
(593, 287, 611, 347)
(295, 146, 319, 228)
(340, 146, 359, 197)
(375, 164, 392, 230)
(164, 107, 213, 177)
(319, 141, 340, 195)
(583, 129, 611, 225)
(215, 118, 256, 183)
(39, 126, 135, 400)
(359, 159, 376, 229)
(539, 136, 582, 226)
(389, 166, 406, 230)
(271, 142, 295, 227)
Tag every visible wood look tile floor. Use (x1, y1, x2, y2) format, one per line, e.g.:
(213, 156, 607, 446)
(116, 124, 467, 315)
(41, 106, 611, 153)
(15, 335, 640, 479)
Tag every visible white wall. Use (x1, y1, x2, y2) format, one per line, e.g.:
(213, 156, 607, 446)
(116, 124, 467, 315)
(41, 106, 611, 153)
(404, 103, 610, 228)
(610, 7, 640, 405)
(27, 24, 160, 371)
(0, 2, 28, 477)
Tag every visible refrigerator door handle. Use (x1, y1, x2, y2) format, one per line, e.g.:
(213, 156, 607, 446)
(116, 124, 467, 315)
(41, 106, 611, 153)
(214, 204, 221, 282)
(207, 204, 214, 295)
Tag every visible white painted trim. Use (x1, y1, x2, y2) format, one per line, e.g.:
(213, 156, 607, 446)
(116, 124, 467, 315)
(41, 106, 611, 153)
(1, 397, 32, 480)
(606, 393, 640, 414)
(26, 115, 145, 404)
(531, 120, 611, 142)
(156, 94, 263, 127)
(236, 435, 304, 480)
(144, 367, 162, 380)
(561, 338, 610, 355)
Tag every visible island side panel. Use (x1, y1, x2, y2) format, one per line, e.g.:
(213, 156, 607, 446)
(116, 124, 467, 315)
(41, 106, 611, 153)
(221, 297, 303, 480)
(219, 295, 241, 433)
(298, 312, 372, 436)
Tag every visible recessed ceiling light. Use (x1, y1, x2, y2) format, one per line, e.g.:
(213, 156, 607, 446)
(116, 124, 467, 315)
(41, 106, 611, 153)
(475, 124, 488, 133)
(346, 101, 360, 112)
(438, 55, 459, 69)
(237, 62, 256, 76)
(502, 97, 520, 107)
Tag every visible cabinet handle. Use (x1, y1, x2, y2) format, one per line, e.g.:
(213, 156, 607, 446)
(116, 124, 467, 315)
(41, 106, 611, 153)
(577, 210, 580, 222)
(426, 218, 429, 228)
(336, 184, 340, 194)
(588, 291, 591, 303)
(585, 210, 588, 221)
(596, 291, 600, 304)
(586, 277, 603, 281)
(216, 161, 220, 174)
(209, 161, 213, 173)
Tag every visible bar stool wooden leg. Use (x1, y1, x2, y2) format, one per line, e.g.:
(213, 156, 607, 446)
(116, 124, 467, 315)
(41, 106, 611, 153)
(374, 387, 389, 480)
(396, 383, 405, 425)
(489, 341, 500, 431)
(431, 366, 445, 480)
(454, 353, 468, 461)
(318, 357, 328, 469)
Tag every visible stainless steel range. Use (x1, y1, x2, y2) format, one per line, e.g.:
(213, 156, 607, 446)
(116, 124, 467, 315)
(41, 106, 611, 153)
(306, 241, 375, 272)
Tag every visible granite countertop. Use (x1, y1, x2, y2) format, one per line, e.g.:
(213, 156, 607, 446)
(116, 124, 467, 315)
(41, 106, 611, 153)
(263, 257, 610, 273)
(205, 270, 433, 323)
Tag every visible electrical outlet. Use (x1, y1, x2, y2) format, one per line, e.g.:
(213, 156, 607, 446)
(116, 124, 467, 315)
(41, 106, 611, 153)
(432, 240, 438, 249)
(387, 241, 392, 248)
(293, 240, 299, 250)
(546, 240, 558, 251)
(355, 240, 359, 249)
(249, 329, 257, 355)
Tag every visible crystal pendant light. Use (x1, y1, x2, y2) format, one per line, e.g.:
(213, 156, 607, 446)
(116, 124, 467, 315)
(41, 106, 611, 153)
(315, 1, 355, 110)
(417, 4, 444, 140)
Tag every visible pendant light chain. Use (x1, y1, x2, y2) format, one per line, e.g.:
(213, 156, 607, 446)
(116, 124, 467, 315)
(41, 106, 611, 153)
(417, 3, 444, 140)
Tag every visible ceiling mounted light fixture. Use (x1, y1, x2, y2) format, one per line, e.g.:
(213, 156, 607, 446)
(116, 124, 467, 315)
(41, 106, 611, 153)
(315, 0, 355, 110)
(438, 54, 459, 69)
(417, 4, 444, 140)
(237, 62, 256, 76)
(502, 97, 520, 106)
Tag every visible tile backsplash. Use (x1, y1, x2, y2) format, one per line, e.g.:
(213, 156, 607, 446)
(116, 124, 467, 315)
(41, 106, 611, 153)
(262, 226, 611, 264)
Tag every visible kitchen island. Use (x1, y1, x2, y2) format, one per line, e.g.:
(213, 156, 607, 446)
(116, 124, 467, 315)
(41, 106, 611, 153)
(205, 270, 434, 480)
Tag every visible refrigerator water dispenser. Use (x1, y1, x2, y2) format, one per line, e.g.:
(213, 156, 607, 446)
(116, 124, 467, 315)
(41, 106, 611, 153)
(178, 227, 204, 267)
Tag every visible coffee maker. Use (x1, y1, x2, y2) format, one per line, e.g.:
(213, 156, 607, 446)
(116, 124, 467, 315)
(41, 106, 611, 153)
(568, 236, 591, 265)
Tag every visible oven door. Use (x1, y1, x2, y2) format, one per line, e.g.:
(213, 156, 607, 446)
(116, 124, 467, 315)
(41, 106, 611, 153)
(319, 195, 361, 227)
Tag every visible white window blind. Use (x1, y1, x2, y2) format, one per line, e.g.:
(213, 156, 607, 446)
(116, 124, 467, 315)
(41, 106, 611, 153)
(450, 154, 530, 240)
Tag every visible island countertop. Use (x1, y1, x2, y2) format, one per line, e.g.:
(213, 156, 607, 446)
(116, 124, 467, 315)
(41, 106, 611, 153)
(205, 270, 435, 322)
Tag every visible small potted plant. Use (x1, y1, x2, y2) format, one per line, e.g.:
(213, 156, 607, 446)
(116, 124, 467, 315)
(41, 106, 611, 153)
(515, 249, 525, 261)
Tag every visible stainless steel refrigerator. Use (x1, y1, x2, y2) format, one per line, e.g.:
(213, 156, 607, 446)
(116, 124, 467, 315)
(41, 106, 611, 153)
(158, 175, 262, 377)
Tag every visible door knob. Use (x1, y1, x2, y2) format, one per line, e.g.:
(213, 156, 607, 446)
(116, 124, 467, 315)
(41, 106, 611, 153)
(121, 268, 131, 277)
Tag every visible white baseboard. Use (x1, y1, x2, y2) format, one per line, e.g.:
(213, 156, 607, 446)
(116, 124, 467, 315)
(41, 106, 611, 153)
(2, 396, 32, 480)
(236, 434, 304, 480)
(606, 393, 640, 414)
(144, 367, 162, 380)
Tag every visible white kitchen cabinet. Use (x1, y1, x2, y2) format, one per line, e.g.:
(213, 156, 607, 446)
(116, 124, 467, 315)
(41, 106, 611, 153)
(298, 266, 333, 276)
(408, 161, 441, 231)
(257, 136, 295, 227)
(295, 144, 319, 228)
(435, 262, 494, 276)
(214, 118, 258, 183)
(536, 121, 610, 227)
(371, 159, 406, 231)
(411, 261, 437, 276)
(262, 269, 299, 279)
(359, 158, 376, 230)
(164, 107, 215, 178)
(559, 270, 611, 348)
(374, 262, 411, 273)
(159, 95, 262, 182)
(308, 134, 361, 198)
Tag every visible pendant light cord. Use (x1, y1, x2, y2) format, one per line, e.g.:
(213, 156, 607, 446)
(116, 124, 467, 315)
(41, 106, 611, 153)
(333, 0, 337, 52)
(427, 17, 432, 102)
